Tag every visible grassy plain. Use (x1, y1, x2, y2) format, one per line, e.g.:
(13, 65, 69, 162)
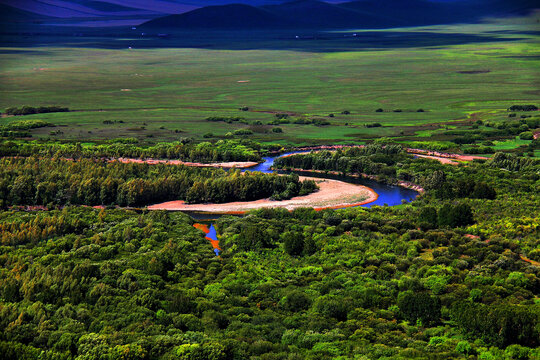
(0, 20, 538, 146)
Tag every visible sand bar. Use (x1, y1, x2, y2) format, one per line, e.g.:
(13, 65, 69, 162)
(148, 176, 377, 213)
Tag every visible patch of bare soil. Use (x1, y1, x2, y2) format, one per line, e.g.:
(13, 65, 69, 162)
(114, 158, 259, 169)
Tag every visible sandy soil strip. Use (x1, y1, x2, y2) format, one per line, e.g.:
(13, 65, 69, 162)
(148, 176, 378, 214)
(406, 148, 488, 161)
(115, 158, 259, 169)
(414, 154, 459, 165)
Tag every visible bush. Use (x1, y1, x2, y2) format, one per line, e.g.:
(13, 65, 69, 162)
(398, 291, 441, 326)
(5, 105, 68, 116)
(508, 105, 538, 112)
(365, 122, 382, 128)
(438, 203, 474, 228)
(233, 129, 253, 136)
(272, 127, 283, 133)
(281, 290, 311, 311)
(519, 131, 534, 140)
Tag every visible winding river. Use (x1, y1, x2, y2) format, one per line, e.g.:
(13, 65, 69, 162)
(195, 151, 420, 255)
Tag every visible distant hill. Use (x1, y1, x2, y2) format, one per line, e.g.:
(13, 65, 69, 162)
(141, 4, 284, 29)
(0, 4, 50, 23)
(140, 0, 539, 30)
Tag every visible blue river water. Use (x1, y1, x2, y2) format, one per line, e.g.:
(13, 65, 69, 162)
(199, 151, 420, 255)
(243, 151, 419, 207)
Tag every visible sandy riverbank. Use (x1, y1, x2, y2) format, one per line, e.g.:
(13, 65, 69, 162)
(148, 176, 378, 213)
(115, 158, 259, 168)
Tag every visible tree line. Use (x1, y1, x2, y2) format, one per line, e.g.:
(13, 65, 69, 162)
(0, 139, 262, 163)
(4, 105, 69, 116)
(0, 157, 317, 207)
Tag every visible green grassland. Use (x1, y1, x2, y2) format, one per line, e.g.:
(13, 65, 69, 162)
(0, 21, 539, 147)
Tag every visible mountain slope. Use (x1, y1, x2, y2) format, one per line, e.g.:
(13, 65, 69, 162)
(140, 0, 540, 30)
(263, 0, 403, 28)
(141, 4, 284, 29)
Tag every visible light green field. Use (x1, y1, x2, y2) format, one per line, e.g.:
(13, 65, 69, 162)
(492, 137, 532, 150)
(0, 22, 538, 145)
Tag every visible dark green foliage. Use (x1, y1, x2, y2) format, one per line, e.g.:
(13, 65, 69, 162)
(488, 152, 539, 171)
(438, 203, 474, 227)
(451, 303, 539, 347)
(281, 290, 311, 311)
(0, 141, 538, 359)
(508, 105, 538, 112)
(206, 116, 244, 123)
(282, 231, 304, 256)
(397, 291, 441, 326)
(0, 139, 262, 163)
(418, 206, 438, 228)
(235, 224, 273, 251)
(0, 157, 316, 207)
(5, 105, 69, 116)
(364, 122, 382, 128)
(274, 144, 405, 180)
(313, 295, 350, 321)
(312, 118, 330, 126)
(519, 131, 534, 140)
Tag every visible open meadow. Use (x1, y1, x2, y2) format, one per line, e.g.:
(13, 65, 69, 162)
(1, 20, 539, 148)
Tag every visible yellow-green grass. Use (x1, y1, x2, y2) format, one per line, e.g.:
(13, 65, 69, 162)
(0, 27, 538, 144)
(492, 137, 532, 151)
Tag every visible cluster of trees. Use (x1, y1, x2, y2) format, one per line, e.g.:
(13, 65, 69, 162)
(418, 204, 474, 229)
(4, 105, 69, 116)
(1, 120, 52, 131)
(0, 147, 538, 359)
(275, 144, 501, 201)
(508, 104, 538, 111)
(186, 172, 317, 204)
(487, 152, 539, 171)
(0, 120, 53, 138)
(0, 157, 316, 207)
(0, 139, 262, 163)
(205, 116, 245, 123)
(269, 117, 330, 126)
(421, 170, 496, 200)
(274, 144, 406, 180)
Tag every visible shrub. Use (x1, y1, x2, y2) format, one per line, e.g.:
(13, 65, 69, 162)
(508, 105, 538, 111)
(233, 129, 253, 136)
(519, 131, 534, 140)
(397, 291, 441, 326)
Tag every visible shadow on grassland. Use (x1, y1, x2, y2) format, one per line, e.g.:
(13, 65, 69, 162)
(0, 25, 529, 52)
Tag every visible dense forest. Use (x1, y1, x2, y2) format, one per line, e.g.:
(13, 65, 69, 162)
(0, 139, 262, 163)
(0, 157, 316, 207)
(0, 140, 538, 359)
